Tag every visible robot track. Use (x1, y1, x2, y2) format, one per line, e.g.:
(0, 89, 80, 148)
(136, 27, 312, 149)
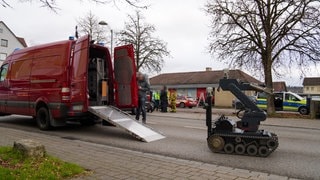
(207, 130, 278, 157)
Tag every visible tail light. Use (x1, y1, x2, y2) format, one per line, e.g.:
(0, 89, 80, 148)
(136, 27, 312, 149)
(61, 83, 70, 102)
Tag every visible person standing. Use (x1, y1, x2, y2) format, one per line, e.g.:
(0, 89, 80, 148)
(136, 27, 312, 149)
(136, 72, 150, 123)
(169, 88, 177, 113)
(153, 90, 160, 111)
(160, 85, 168, 112)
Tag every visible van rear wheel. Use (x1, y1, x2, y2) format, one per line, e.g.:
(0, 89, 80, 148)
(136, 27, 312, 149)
(36, 107, 52, 130)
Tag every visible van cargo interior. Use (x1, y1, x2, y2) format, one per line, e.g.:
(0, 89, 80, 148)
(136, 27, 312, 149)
(88, 47, 109, 106)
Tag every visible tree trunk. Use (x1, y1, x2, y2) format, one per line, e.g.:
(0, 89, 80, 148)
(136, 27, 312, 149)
(264, 58, 275, 115)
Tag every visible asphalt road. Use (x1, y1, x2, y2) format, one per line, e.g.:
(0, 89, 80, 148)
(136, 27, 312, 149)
(0, 113, 319, 179)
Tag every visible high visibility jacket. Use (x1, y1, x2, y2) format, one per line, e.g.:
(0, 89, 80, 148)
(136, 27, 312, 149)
(153, 92, 160, 100)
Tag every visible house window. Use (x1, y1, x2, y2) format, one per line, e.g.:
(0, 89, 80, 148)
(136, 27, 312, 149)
(0, 28, 3, 33)
(311, 87, 314, 91)
(1, 39, 8, 47)
(0, 53, 7, 61)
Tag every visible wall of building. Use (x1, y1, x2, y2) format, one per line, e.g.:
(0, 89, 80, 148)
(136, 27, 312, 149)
(176, 88, 197, 98)
(214, 89, 234, 107)
(304, 85, 320, 94)
(0, 23, 25, 65)
(214, 89, 256, 108)
(151, 84, 257, 108)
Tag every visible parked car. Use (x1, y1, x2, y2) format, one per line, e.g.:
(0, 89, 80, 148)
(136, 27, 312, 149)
(176, 96, 197, 108)
(232, 96, 257, 109)
(257, 92, 308, 115)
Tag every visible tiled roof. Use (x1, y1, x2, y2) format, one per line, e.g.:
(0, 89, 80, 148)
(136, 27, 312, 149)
(303, 77, 320, 86)
(17, 37, 27, 47)
(273, 81, 287, 92)
(150, 69, 261, 85)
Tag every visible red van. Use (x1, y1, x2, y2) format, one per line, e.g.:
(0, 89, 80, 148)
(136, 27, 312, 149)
(0, 35, 138, 130)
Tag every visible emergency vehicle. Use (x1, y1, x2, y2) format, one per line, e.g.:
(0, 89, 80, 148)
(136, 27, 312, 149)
(0, 35, 165, 142)
(0, 35, 140, 128)
(0, 35, 167, 142)
(257, 92, 308, 115)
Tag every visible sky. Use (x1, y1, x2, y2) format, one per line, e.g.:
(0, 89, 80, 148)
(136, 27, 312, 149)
(1, 0, 319, 86)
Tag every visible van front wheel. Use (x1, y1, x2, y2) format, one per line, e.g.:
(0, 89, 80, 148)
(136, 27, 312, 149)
(299, 106, 308, 115)
(36, 107, 52, 130)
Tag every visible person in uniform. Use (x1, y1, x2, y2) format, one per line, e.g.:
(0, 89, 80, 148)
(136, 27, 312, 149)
(169, 88, 177, 113)
(153, 90, 160, 111)
(160, 85, 168, 112)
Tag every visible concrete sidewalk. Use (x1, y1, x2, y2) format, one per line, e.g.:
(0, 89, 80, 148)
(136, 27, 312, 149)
(0, 126, 297, 180)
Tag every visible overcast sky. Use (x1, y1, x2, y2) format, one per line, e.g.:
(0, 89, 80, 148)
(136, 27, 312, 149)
(1, 0, 319, 86)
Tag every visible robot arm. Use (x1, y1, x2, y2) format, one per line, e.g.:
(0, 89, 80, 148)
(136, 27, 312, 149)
(219, 78, 269, 132)
(219, 78, 271, 112)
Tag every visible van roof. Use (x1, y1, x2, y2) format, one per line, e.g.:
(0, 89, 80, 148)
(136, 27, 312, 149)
(8, 39, 74, 57)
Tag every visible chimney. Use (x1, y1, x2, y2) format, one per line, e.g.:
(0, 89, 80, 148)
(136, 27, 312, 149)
(205, 67, 212, 71)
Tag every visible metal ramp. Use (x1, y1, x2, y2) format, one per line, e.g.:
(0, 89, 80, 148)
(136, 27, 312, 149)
(88, 106, 165, 142)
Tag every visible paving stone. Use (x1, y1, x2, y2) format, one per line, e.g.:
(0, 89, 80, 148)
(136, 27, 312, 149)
(268, 174, 289, 180)
(227, 170, 251, 179)
(199, 174, 219, 180)
(174, 172, 193, 178)
(0, 127, 294, 180)
(215, 172, 238, 180)
(249, 171, 269, 178)
(236, 178, 250, 180)
(158, 173, 176, 179)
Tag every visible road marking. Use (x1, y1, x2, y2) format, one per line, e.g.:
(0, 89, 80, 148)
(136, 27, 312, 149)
(184, 126, 206, 130)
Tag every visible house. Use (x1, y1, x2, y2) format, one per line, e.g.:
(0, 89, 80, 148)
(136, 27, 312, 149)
(150, 68, 262, 107)
(273, 81, 287, 92)
(287, 86, 303, 94)
(303, 77, 320, 94)
(0, 21, 27, 65)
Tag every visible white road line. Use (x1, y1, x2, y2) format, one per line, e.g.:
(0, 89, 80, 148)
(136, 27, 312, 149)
(184, 126, 206, 130)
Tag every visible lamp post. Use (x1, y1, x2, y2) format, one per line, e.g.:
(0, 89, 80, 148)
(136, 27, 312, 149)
(98, 20, 113, 58)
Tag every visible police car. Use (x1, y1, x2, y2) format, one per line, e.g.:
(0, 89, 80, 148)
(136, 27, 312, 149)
(257, 92, 308, 115)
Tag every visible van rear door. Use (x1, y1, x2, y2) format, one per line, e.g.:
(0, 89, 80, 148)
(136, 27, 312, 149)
(70, 35, 90, 112)
(113, 44, 138, 109)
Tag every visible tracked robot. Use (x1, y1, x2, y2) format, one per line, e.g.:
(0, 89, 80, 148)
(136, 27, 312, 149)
(206, 78, 278, 157)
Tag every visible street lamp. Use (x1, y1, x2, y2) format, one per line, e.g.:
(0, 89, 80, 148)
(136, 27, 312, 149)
(98, 20, 114, 58)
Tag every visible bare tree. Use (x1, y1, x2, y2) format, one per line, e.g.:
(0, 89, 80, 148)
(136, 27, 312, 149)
(77, 11, 107, 43)
(205, 0, 320, 114)
(2, 0, 147, 11)
(117, 11, 170, 73)
(1, 0, 11, 7)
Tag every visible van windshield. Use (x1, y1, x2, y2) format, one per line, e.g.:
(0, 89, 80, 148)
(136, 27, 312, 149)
(292, 93, 304, 101)
(0, 64, 8, 81)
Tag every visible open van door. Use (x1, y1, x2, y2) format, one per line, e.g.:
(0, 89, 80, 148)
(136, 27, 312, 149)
(70, 35, 90, 112)
(113, 44, 138, 109)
